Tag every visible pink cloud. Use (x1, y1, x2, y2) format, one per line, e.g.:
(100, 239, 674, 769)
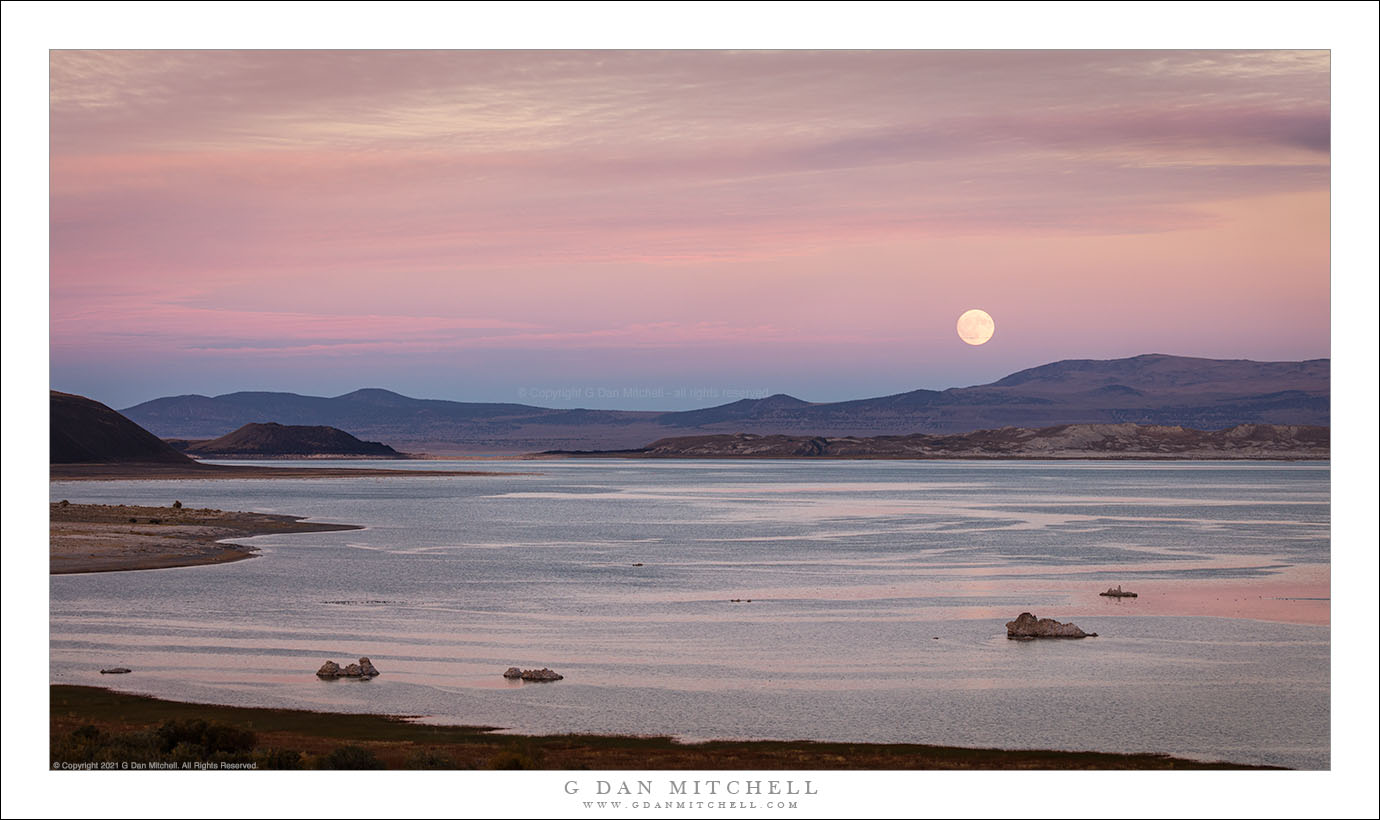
(48, 50, 1330, 406)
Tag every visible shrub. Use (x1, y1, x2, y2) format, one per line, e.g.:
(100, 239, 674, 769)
(315, 745, 385, 770)
(254, 748, 305, 770)
(485, 743, 543, 770)
(51, 725, 160, 764)
(405, 748, 458, 769)
(154, 719, 255, 756)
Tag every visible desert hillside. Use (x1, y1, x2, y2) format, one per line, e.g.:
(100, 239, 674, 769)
(176, 422, 403, 458)
(50, 391, 193, 464)
(546, 423, 1330, 460)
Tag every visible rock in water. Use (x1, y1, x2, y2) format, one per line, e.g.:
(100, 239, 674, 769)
(100, 667, 132, 674)
(522, 668, 563, 682)
(316, 657, 381, 677)
(502, 666, 564, 681)
(1005, 612, 1097, 639)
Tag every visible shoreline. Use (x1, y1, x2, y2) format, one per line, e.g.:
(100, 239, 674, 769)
(50, 462, 518, 481)
(50, 685, 1275, 770)
(525, 451, 1329, 461)
(50, 502, 361, 574)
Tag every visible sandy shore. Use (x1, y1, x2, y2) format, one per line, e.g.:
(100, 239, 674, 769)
(49, 462, 516, 481)
(50, 502, 360, 574)
(529, 451, 1328, 461)
(50, 685, 1271, 770)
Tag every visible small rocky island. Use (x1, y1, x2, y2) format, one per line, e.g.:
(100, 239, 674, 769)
(1100, 585, 1138, 598)
(173, 422, 404, 458)
(316, 657, 380, 678)
(503, 667, 563, 682)
(1006, 612, 1097, 639)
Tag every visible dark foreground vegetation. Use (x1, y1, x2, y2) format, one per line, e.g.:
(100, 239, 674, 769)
(51, 686, 1276, 770)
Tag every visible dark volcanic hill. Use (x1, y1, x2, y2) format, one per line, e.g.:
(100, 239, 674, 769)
(121, 354, 1330, 453)
(548, 423, 1330, 460)
(178, 423, 403, 458)
(51, 391, 193, 464)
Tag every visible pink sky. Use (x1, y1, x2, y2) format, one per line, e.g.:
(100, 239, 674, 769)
(49, 50, 1330, 409)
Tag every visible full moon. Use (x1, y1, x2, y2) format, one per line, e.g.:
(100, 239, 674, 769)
(956, 309, 995, 345)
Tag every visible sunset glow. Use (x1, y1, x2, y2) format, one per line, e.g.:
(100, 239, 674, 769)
(48, 50, 1330, 407)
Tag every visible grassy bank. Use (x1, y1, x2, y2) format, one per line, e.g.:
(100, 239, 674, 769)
(50, 685, 1274, 770)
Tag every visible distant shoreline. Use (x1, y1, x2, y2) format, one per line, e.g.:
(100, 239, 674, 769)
(183, 453, 426, 461)
(50, 685, 1276, 770)
(530, 451, 1330, 461)
(49, 462, 518, 481)
(527, 447, 1324, 458)
(49, 502, 361, 574)
(532, 423, 1329, 461)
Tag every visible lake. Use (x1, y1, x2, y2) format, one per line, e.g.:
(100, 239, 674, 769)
(50, 459, 1330, 769)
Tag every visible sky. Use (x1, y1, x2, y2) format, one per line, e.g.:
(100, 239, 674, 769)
(48, 49, 1331, 409)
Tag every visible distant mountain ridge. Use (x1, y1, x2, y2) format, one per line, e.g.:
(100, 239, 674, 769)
(119, 354, 1329, 453)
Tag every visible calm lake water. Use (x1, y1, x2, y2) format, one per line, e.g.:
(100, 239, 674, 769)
(50, 460, 1330, 769)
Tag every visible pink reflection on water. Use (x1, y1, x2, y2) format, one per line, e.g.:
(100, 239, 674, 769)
(562, 555, 1329, 626)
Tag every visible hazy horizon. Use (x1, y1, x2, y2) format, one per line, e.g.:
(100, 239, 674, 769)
(55, 349, 1329, 414)
(50, 50, 1330, 410)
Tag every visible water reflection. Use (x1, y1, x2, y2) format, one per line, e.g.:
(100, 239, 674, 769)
(51, 459, 1329, 768)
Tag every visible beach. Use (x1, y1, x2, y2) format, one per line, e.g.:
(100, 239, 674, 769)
(50, 462, 512, 481)
(49, 502, 360, 574)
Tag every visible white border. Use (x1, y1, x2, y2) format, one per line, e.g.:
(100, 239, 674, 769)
(5, 3, 1377, 818)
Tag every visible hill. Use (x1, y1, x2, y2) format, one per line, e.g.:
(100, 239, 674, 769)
(50, 391, 194, 464)
(178, 423, 403, 458)
(729, 354, 1329, 435)
(121, 354, 1330, 453)
(49, 391, 507, 480)
(544, 423, 1330, 460)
